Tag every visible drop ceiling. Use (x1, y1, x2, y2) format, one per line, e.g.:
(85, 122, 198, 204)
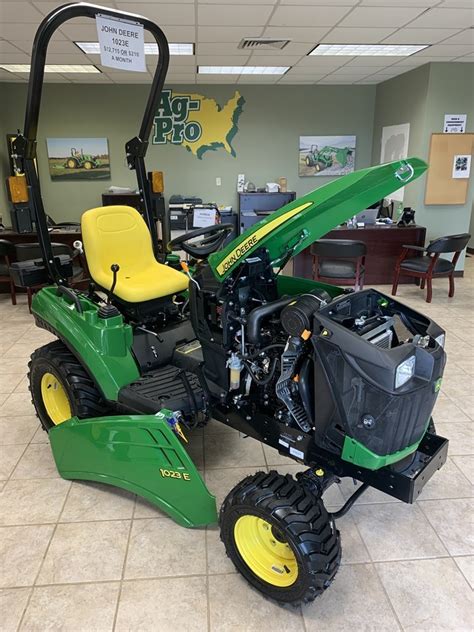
(0, 0, 472, 84)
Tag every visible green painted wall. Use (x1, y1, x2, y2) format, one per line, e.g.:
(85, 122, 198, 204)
(372, 62, 474, 264)
(0, 83, 375, 225)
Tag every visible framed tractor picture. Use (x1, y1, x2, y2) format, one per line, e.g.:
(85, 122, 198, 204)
(299, 135, 356, 177)
(46, 137, 111, 181)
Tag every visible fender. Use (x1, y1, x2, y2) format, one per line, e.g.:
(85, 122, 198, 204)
(49, 411, 218, 528)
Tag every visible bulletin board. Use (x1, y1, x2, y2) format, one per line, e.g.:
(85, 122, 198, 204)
(424, 133, 474, 205)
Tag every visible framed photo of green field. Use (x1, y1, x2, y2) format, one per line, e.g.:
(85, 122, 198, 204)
(46, 137, 111, 181)
(299, 135, 356, 177)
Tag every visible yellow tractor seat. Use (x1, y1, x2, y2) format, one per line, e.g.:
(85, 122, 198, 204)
(81, 205, 188, 303)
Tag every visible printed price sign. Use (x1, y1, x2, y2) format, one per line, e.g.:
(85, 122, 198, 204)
(96, 14, 146, 72)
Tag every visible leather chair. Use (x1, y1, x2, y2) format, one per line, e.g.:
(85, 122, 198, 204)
(391, 233, 471, 303)
(311, 239, 367, 290)
(0, 239, 16, 305)
(14, 242, 86, 312)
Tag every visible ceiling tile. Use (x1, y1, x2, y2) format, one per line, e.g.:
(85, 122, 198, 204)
(237, 75, 280, 83)
(454, 53, 474, 60)
(280, 0, 358, 4)
(244, 54, 302, 65)
(43, 75, 72, 83)
(198, 4, 273, 27)
(344, 56, 405, 66)
(437, 0, 474, 7)
(43, 53, 95, 64)
(59, 23, 102, 40)
(196, 75, 238, 83)
(417, 44, 473, 56)
(270, 5, 352, 28)
(0, 53, 32, 64)
(198, 26, 264, 42)
(34, 1, 116, 22)
(438, 28, 474, 45)
(196, 55, 250, 65)
(317, 77, 356, 83)
(116, 3, 195, 25)
(359, 0, 437, 5)
(263, 26, 332, 42)
(0, 22, 66, 40)
(277, 78, 316, 84)
(160, 26, 196, 41)
(407, 8, 474, 28)
(13, 38, 82, 55)
(198, 0, 276, 3)
(1, 2, 44, 22)
(339, 7, 426, 27)
(0, 41, 23, 54)
(196, 43, 247, 55)
(392, 55, 443, 65)
(70, 73, 112, 82)
(249, 43, 312, 56)
(355, 78, 379, 83)
(382, 28, 461, 44)
(296, 55, 352, 68)
(0, 69, 25, 81)
(322, 27, 397, 44)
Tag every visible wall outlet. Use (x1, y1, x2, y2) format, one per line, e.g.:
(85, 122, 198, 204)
(216, 177, 221, 186)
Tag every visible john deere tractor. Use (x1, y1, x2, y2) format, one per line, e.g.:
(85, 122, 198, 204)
(9, 1, 449, 608)
(64, 147, 100, 170)
(305, 145, 353, 172)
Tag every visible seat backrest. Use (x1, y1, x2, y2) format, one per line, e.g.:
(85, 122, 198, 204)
(15, 242, 72, 261)
(427, 233, 471, 254)
(311, 239, 367, 258)
(81, 205, 156, 287)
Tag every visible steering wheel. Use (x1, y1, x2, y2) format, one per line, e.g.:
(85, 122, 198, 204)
(167, 223, 234, 259)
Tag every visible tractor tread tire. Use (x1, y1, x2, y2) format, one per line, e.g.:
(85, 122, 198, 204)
(219, 470, 341, 606)
(28, 340, 108, 432)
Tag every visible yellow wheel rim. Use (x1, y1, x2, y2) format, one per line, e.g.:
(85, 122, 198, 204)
(41, 372, 71, 425)
(84, 161, 92, 169)
(234, 515, 298, 587)
(67, 159, 76, 168)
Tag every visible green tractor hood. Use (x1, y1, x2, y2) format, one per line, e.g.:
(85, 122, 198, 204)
(209, 158, 427, 280)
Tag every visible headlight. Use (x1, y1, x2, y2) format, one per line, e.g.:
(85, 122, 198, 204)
(395, 355, 416, 389)
(435, 333, 446, 348)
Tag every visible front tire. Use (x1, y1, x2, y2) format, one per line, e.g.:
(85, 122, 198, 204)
(29, 340, 108, 432)
(219, 471, 341, 605)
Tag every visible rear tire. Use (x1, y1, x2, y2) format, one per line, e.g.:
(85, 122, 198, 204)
(219, 471, 341, 606)
(29, 340, 108, 432)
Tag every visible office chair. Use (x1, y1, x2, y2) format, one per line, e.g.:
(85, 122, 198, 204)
(311, 239, 367, 290)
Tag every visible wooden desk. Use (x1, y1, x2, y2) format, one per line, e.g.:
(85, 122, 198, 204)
(293, 224, 427, 285)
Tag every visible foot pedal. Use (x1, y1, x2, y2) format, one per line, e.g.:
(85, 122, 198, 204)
(119, 365, 205, 416)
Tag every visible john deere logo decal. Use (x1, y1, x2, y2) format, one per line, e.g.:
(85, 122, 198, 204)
(216, 202, 313, 276)
(152, 89, 245, 159)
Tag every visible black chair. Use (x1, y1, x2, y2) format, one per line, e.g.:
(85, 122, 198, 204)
(0, 239, 16, 305)
(311, 239, 367, 290)
(14, 242, 85, 311)
(392, 233, 471, 303)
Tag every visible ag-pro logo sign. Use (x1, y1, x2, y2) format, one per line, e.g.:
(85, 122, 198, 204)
(153, 90, 202, 145)
(152, 89, 245, 159)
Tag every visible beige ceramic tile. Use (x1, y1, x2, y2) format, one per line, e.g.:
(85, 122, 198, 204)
(351, 503, 448, 562)
(376, 558, 474, 631)
(0, 524, 54, 587)
(0, 444, 27, 479)
(339, 477, 399, 505)
(206, 526, 237, 575)
(452, 455, 474, 484)
(14, 376, 30, 393)
(0, 356, 30, 375)
(262, 442, 291, 466)
(208, 573, 305, 631)
(0, 587, 31, 631)
(3, 343, 40, 359)
(116, 577, 208, 632)
(0, 373, 23, 395)
(0, 416, 38, 445)
(303, 564, 399, 632)
(204, 418, 238, 435)
(204, 432, 266, 469)
(454, 555, 474, 590)
(30, 426, 49, 444)
(336, 514, 371, 565)
(0, 393, 35, 418)
(37, 520, 130, 585)
(11, 443, 59, 479)
(0, 479, 70, 526)
(433, 397, 471, 423)
(20, 582, 120, 632)
(419, 498, 474, 556)
(449, 397, 474, 420)
(205, 466, 263, 507)
(134, 496, 170, 519)
(436, 422, 474, 455)
(417, 457, 473, 500)
(60, 481, 135, 522)
(125, 518, 206, 579)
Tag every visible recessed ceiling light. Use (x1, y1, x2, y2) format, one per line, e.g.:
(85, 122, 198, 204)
(75, 42, 194, 55)
(0, 64, 100, 74)
(198, 66, 289, 75)
(309, 44, 429, 57)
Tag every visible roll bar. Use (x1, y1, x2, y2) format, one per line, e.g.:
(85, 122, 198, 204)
(12, 2, 170, 284)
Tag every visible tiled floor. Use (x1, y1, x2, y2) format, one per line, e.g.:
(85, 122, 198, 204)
(0, 261, 473, 631)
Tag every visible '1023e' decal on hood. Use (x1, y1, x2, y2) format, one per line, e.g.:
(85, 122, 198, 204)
(216, 202, 313, 276)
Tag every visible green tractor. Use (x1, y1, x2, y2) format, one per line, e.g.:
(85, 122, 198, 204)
(305, 144, 353, 172)
(64, 147, 100, 170)
(10, 2, 449, 607)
